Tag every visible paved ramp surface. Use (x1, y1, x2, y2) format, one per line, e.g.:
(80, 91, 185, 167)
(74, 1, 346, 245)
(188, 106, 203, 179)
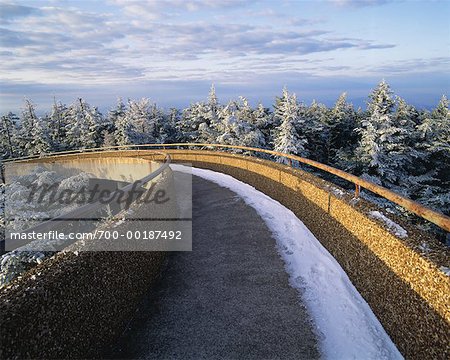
(106, 174, 319, 359)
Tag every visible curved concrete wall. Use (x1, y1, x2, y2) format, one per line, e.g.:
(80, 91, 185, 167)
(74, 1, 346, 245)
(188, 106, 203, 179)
(158, 149, 448, 360)
(2, 150, 449, 359)
(0, 160, 173, 359)
(4, 155, 159, 185)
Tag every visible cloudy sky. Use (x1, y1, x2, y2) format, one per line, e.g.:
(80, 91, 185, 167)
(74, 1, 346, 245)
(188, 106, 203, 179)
(1, 0, 449, 113)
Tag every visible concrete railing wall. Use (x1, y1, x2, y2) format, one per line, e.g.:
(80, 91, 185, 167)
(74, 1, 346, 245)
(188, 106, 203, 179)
(0, 156, 173, 359)
(4, 155, 159, 186)
(159, 149, 449, 360)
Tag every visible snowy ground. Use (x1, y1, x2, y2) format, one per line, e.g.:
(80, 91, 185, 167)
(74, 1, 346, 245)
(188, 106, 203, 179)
(171, 164, 403, 360)
(369, 210, 408, 238)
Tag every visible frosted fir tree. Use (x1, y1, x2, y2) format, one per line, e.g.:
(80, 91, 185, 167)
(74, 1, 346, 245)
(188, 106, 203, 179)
(16, 99, 38, 156)
(65, 98, 99, 149)
(101, 98, 127, 147)
(252, 103, 273, 147)
(0, 112, 18, 159)
(303, 100, 328, 163)
(114, 110, 136, 146)
(253, 103, 271, 128)
(236, 96, 254, 124)
(206, 84, 220, 128)
(178, 102, 210, 142)
(212, 100, 256, 149)
(220, 97, 266, 149)
(102, 130, 116, 147)
(413, 95, 450, 214)
(125, 98, 157, 144)
(418, 95, 450, 151)
(355, 80, 411, 189)
(273, 89, 307, 163)
(167, 108, 181, 142)
(85, 105, 105, 147)
(216, 101, 239, 145)
(27, 117, 51, 156)
(149, 103, 171, 143)
(328, 93, 358, 167)
(108, 98, 126, 128)
(48, 99, 68, 151)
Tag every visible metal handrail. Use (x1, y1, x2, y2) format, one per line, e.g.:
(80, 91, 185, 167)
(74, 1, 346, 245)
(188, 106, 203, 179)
(3, 152, 171, 251)
(2, 143, 449, 233)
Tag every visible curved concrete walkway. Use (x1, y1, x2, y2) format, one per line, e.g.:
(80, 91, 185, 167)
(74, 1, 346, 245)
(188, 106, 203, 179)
(106, 175, 319, 359)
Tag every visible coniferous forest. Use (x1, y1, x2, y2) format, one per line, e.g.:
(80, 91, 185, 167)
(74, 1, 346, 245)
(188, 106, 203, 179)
(1, 81, 449, 239)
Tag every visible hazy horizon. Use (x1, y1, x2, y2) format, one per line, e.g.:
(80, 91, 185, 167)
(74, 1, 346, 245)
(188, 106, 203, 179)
(1, 0, 449, 113)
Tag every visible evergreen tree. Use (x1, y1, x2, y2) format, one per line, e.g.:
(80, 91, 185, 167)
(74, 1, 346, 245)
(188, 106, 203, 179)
(65, 98, 99, 149)
(213, 100, 263, 149)
(326, 93, 357, 166)
(16, 99, 38, 156)
(303, 100, 327, 163)
(178, 102, 210, 142)
(114, 109, 136, 146)
(167, 108, 181, 142)
(354, 80, 411, 190)
(27, 117, 51, 155)
(207, 84, 220, 128)
(48, 99, 67, 151)
(108, 98, 126, 129)
(273, 89, 307, 163)
(125, 98, 155, 144)
(252, 103, 272, 147)
(0, 112, 19, 159)
(413, 95, 450, 213)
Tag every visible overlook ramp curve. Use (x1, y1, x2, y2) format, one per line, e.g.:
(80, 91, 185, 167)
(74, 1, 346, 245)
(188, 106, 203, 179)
(107, 174, 319, 359)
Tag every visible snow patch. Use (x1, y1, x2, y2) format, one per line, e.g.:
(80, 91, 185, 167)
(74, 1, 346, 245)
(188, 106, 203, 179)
(439, 266, 450, 276)
(172, 164, 402, 360)
(369, 211, 408, 238)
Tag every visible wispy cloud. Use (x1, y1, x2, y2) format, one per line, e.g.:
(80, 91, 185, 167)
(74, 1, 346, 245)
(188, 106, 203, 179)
(0, 2, 40, 22)
(0, 0, 447, 111)
(330, 0, 393, 8)
(0, 1, 395, 86)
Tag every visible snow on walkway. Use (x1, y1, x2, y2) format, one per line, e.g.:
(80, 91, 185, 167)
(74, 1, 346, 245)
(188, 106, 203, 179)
(171, 164, 403, 360)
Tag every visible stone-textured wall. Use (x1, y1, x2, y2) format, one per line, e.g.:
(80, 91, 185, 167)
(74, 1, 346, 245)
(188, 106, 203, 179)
(163, 149, 449, 360)
(0, 251, 166, 359)
(0, 163, 173, 359)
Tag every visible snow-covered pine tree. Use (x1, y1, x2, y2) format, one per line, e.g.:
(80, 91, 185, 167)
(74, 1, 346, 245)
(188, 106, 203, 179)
(237, 99, 266, 149)
(252, 103, 273, 147)
(354, 80, 411, 191)
(149, 103, 171, 143)
(273, 88, 307, 163)
(179, 102, 213, 143)
(114, 108, 136, 146)
(48, 99, 67, 151)
(413, 95, 450, 214)
(108, 98, 126, 129)
(327, 93, 357, 166)
(216, 101, 238, 145)
(65, 98, 99, 149)
(0, 112, 19, 159)
(27, 117, 51, 156)
(121, 99, 151, 144)
(86, 105, 105, 147)
(16, 99, 37, 156)
(102, 98, 126, 147)
(167, 108, 181, 142)
(303, 100, 328, 163)
(206, 84, 220, 128)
